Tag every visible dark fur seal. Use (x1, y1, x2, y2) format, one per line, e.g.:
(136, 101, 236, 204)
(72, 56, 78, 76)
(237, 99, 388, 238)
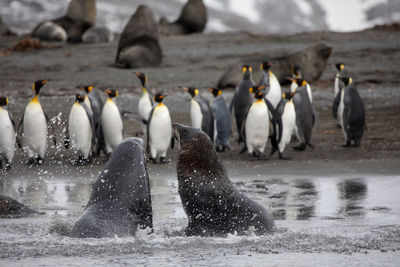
(71, 138, 153, 238)
(174, 123, 275, 236)
(160, 0, 207, 35)
(116, 5, 162, 68)
(218, 43, 333, 88)
(0, 195, 42, 218)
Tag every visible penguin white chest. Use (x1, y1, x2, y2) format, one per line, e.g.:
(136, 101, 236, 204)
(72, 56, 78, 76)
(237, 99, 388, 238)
(23, 101, 48, 157)
(290, 81, 298, 93)
(84, 96, 92, 112)
(101, 100, 123, 153)
(279, 101, 296, 153)
(306, 84, 313, 103)
(190, 99, 203, 129)
(68, 103, 92, 158)
(0, 109, 16, 162)
(334, 76, 340, 97)
(138, 92, 152, 122)
(266, 73, 282, 108)
(339, 89, 346, 139)
(149, 104, 172, 158)
(245, 101, 269, 153)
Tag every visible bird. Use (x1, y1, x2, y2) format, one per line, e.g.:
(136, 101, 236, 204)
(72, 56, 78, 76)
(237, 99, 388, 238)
(270, 92, 296, 159)
(241, 86, 270, 158)
(77, 85, 105, 156)
(333, 74, 366, 147)
(65, 94, 95, 163)
(290, 78, 313, 103)
(184, 87, 214, 141)
(334, 63, 346, 97)
(0, 96, 16, 169)
(230, 65, 254, 143)
(135, 72, 153, 134)
(101, 90, 123, 154)
(207, 88, 231, 152)
(147, 92, 174, 163)
(290, 64, 302, 92)
(18, 79, 56, 164)
(259, 61, 282, 109)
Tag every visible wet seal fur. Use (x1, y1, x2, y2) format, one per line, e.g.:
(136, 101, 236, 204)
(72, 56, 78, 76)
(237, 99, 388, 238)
(218, 43, 333, 88)
(174, 123, 275, 236)
(82, 26, 114, 43)
(116, 5, 162, 68)
(0, 194, 43, 218)
(71, 138, 153, 238)
(160, 0, 207, 35)
(33, 21, 67, 42)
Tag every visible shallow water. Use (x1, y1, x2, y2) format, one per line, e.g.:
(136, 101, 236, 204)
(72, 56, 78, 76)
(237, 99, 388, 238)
(1, 161, 400, 266)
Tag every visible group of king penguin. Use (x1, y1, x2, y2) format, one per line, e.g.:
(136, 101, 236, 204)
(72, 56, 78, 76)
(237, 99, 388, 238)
(0, 61, 366, 170)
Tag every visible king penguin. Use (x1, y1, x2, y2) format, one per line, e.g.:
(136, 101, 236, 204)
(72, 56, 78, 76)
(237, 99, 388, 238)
(184, 87, 214, 142)
(333, 74, 366, 147)
(65, 94, 95, 163)
(135, 72, 154, 133)
(0, 97, 16, 169)
(292, 82, 315, 151)
(230, 65, 254, 143)
(147, 92, 174, 163)
(78, 85, 105, 156)
(270, 92, 296, 159)
(101, 90, 123, 154)
(259, 61, 282, 109)
(242, 86, 270, 158)
(19, 79, 56, 164)
(332, 63, 346, 126)
(290, 64, 302, 92)
(334, 63, 346, 97)
(290, 78, 313, 103)
(208, 88, 231, 152)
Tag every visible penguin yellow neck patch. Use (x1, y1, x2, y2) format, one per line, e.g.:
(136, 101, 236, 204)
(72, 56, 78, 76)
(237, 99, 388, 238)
(142, 87, 147, 93)
(30, 95, 39, 104)
(157, 103, 164, 107)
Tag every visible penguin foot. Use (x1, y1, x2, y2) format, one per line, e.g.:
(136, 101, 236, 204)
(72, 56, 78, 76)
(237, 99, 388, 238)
(239, 145, 247, 154)
(293, 144, 306, 151)
(159, 157, 170, 164)
(279, 153, 291, 160)
(307, 142, 314, 148)
(342, 140, 351, 147)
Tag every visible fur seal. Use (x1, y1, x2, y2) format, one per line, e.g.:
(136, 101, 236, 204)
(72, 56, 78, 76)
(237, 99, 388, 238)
(217, 43, 333, 88)
(160, 0, 207, 35)
(32, 0, 96, 43)
(32, 21, 67, 42)
(0, 195, 42, 218)
(71, 138, 153, 238)
(116, 5, 162, 68)
(174, 123, 275, 236)
(82, 26, 114, 43)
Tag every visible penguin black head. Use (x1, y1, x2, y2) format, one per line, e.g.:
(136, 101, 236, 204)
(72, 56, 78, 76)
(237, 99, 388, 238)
(134, 72, 147, 87)
(249, 85, 266, 95)
(242, 65, 252, 73)
(0, 97, 8, 106)
(340, 76, 352, 86)
(260, 61, 272, 71)
(254, 90, 265, 100)
(183, 87, 199, 98)
(295, 78, 307, 87)
(154, 92, 167, 103)
(33, 79, 50, 95)
(207, 88, 221, 98)
(282, 92, 294, 100)
(77, 85, 93, 93)
(335, 63, 345, 71)
(75, 94, 85, 103)
(291, 64, 302, 78)
(105, 89, 118, 98)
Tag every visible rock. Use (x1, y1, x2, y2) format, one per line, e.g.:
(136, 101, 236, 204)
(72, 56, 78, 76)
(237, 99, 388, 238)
(82, 26, 114, 43)
(116, 5, 162, 68)
(32, 0, 96, 43)
(160, 0, 207, 35)
(217, 43, 333, 88)
(32, 21, 67, 42)
(0, 195, 42, 218)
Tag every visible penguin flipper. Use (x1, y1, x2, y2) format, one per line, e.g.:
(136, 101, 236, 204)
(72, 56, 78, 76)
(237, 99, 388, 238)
(8, 111, 16, 132)
(332, 90, 341, 119)
(44, 112, 57, 147)
(81, 103, 97, 152)
(240, 103, 251, 149)
(16, 114, 24, 149)
(229, 93, 237, 113)
(146, 106, 156, 153)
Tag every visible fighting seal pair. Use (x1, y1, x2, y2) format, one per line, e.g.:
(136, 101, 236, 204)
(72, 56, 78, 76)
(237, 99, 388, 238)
(71, 125, 275, 238)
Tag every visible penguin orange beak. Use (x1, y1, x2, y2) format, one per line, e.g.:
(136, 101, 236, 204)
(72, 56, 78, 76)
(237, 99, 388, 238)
(42, 79, 51, 84)
(104, 90, 112, 94)
(134, 72, 142, 77)
(207, 88, 213, 93)
(183, 87, 189, 92)
(287, 77, 296, 82)
(258, 85, 266, 90)
(160, 94, 167, 99)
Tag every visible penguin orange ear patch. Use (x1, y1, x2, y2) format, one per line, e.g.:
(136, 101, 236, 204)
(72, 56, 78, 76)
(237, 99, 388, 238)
(242, 66, 247, 73)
